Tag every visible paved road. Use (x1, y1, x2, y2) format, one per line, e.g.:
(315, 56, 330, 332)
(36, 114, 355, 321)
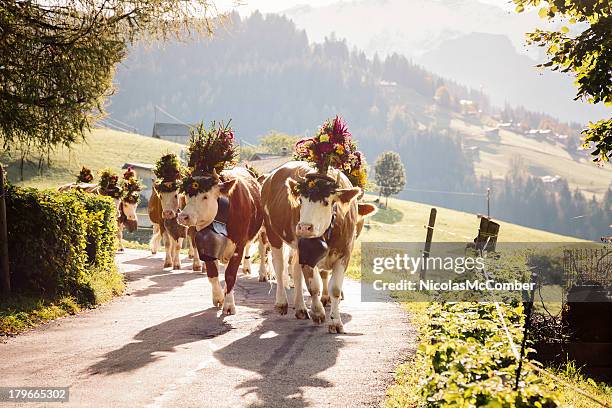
(0, 249, 416, 408)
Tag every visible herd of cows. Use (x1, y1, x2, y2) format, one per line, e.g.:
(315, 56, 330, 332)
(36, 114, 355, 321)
(61, 160, 377, 334)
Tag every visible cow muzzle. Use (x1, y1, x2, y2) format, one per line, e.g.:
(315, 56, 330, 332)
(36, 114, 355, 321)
(296, 223, 315, 238)
(162, 210, 175, 220)
(177, 213, 193, 226)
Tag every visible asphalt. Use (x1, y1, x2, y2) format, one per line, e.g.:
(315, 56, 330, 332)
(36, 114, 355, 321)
(0, 249, 416, 408)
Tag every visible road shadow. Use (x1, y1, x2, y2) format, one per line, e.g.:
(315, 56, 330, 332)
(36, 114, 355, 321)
(129, 271, 201, 297)
(87, 308, 230, 376)
(213, 278, 354, 408)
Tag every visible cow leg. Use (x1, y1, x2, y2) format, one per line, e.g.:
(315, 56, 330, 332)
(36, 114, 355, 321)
(222, 248, 243, 315)
(187, 237, 194, 259)
(205, 260, 224, 308)
(271, 246, 288, 314)
(328, 260, 346, 334)
(285, 247, 295, 288)
(190, 237, 202, 272)
(303, 265, 325, 324)
(117, 225, 124, 252)
(172, 237, 183, 270)
(242, 240, 252, 275)
(320, 269, 331, 307)
(292, 256, 308, 320)
(258, 236, 270, 282)
(163, 232, 172, 268)
(150, 224, 162, 255)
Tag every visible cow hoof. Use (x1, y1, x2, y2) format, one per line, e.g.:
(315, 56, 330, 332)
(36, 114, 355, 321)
(311, 312, 326, 324)
(213, 298, 224, 308)
(258, 274, 268, 282)
(164, 261, 172, 268)
(321, 295, 331, 307)
(173, 265, 181, 270)
(328, 322, 345, 334)
(223, 304, 236, 315)
(151, 251, 157, 255)
(275, 303, 288, 315)
(243, 267, 251, 275)
(188, 254, 194, 259)
(192, 264, 202, 272)
(295, 309, 309, 320)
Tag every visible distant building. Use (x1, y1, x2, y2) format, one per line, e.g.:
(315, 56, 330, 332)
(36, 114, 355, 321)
(484, 127, 500, 139)
(152, 122, 195, 144)
(122, 162, 155, 199)
(246, 155, 292, 174)
(541, 175, 562, 184)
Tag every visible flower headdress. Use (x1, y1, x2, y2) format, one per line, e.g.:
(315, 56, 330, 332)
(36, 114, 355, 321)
(77, 166, 94, 183)
(121, 166, 144, 203)
(99, 168, 122, 199)
(181, 120, 237, 197)
(293, 115, 368, 195)
(154, 153, 183, 193)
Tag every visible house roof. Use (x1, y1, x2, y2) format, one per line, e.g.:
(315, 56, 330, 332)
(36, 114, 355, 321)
(152, 122, 194, 138)
(122, 162, 154, 170)
(245, 156, 292, 174)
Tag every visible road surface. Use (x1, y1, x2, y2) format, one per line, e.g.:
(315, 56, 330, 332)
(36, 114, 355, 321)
(0, 249, 415, 408)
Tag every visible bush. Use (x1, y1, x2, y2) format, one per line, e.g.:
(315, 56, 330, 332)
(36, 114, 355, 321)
(5, 185, 123, 305)
(420, 302, 559, 407)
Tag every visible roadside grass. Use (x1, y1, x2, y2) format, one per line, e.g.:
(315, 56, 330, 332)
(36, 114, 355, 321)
(548, 361, 612, 408)
(0, 295, 81, 336)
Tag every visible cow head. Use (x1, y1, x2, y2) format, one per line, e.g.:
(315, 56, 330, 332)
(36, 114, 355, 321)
(287, 173, 361, 239)
(154, 181, 181, 220)
(177, 171, 236, 229)
(121, 199, 138, 222)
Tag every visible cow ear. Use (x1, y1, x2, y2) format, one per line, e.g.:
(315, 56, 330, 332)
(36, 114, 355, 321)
(218, 179, 237, 195)
(286, 178, 299, 196)
(335, 187, 362, 204)
(358, 203, 377, 217)
(257, 174, 267, 184)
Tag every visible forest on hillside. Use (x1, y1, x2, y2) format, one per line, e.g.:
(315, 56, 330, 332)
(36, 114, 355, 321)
(108, 12, 609, 241)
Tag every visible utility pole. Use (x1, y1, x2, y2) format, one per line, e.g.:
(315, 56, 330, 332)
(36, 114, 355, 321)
(0, 164, 10, 295)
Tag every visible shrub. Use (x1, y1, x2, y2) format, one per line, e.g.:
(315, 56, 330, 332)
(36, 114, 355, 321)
(420, 302, 559, 407)
(5, 185, 123, 305)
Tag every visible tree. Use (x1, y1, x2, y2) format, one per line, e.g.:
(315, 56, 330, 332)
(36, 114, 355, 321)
(259, 132, 299, 155)
(513, 0, 611, 164)
(374, 151, 406, 207)
(0, 0, 218, 178)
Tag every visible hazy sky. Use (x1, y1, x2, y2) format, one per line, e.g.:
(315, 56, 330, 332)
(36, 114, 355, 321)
(223, 0, 515, 14)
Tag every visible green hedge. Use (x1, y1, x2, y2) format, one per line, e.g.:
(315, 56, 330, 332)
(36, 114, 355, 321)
(420, 302, 559, 407)
(5, 185, 123, 305)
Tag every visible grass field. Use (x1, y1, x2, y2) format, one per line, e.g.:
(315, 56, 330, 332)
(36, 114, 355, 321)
(2, 128, 184, 189)
(450, 118, 612, 199)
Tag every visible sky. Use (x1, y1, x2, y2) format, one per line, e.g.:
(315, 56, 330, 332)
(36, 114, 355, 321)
(221, 0, 516, 14)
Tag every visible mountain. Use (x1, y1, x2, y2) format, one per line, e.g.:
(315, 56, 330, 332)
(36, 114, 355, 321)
(278, 0, 611, 124)
(419, 32, 611, 123)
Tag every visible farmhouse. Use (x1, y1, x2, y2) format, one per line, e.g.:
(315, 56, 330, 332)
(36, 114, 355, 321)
(152, 122, 195, 144)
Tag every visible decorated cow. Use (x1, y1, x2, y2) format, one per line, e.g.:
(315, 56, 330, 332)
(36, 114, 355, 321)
(177, 121, 264, 315)
(149, 153, 201, 271)
(57, 166, 100, 193)
(115, 167, 142, 251)
(261, 116, 376, 333)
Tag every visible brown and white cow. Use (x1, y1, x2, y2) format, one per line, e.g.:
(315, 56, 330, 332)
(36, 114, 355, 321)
(177, 167, 264, 315)
(116, 198, 138, 252)
(149, 187, 201, 271)
(261, 161, 376, 333)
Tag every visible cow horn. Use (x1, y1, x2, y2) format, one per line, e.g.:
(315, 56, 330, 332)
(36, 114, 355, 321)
(336, 171, 341, 185)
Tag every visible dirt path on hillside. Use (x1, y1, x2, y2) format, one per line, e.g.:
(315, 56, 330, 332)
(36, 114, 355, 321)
(0, 249, 416, 408)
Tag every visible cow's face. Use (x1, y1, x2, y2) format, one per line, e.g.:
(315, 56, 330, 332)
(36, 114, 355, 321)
(178, 179, 236, 229)
(121, 200, 138, 222)
(288, 178, 362, 238)
(157, 189, 181, 220)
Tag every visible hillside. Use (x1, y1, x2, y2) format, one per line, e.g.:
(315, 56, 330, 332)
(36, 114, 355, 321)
(361, 194, 581, 243)
(450, 117, 612, 198)
(3, 129, 184, 189)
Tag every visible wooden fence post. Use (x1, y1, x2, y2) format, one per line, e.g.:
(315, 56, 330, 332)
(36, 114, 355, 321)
(420, 208, 437, 280)
(0, 164, 10, 295)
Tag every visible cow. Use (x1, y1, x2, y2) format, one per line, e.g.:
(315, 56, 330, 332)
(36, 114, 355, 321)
(177, 167, 264, 315)
(149, 186, 201, 271)
(261, 161, 376, 333)
(116, 198, 138, 252)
